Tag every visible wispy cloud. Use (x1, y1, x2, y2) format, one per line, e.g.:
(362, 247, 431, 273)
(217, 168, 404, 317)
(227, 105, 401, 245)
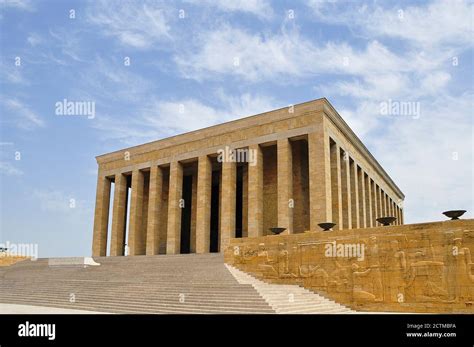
(91, 91, 278, 145)
(86, 0, 171, 49)
(0, 60, 29, 85)
(47, 29, 87, 63)
(303, 0, 473, 223)
(307, 0, 473, 49)
(371, 93, 473, 221)
(26, 32, 41, 46)
(174, 24, 445, 83)
(72, 56, 154, 108)
(32, 189, 88, 214)
(184, 0, 274, 19)
(0, 97, 44, 129)
(0, 0, 34, 11)
(0, 161, 23, 176)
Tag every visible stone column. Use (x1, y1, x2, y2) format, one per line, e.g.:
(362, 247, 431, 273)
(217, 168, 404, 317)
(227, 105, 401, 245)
(365, 173, 372, 227)
(220, 160, 236, 250)
(358, 167, 366, 228)
(277, 138, 293, 233)
(146, 166, 163, 255)
(141, 177, 149, 252)
(388, 196, 392, 216)
(196, 156, 212, 253)
(128, 169, 144, 256)
(248, 144, 263, 237)
(373, 181, 379, 226)
(394, 204, 398, 225)
(242, 164, 248, 237)
(167, 161, 183, 254)
(393, 204, 397, 224)
(330, 142, 342, 230)
(111, 173, 127, 256)
(397, 204, 401, 225)
(386, 196, 390, 216)
(92, 174, 111, 257)
(377, 186, 385, 217)
(392, 204, 396, 224)
(218, 169, 222, 244)
(190, 171, 198, 253)
(340, 149, 352, 229)
(350, 159, 359, 229)
(308, 131, 332, 231)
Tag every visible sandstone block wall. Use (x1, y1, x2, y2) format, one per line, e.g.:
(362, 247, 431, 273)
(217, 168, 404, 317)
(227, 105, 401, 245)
(224, 219, 474, 313)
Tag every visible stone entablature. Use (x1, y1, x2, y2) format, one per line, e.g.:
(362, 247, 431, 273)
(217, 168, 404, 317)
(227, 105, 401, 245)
(96, 99, 403, 199)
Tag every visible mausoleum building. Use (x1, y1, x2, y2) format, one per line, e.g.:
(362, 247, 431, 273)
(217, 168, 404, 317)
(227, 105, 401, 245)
(92, 98, 405, 257)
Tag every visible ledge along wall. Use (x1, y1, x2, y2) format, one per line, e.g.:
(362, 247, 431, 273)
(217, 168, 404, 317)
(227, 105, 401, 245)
(224, 219, 474, 313)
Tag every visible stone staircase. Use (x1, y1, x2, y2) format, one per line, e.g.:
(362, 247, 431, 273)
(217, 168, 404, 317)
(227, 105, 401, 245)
(0, 254, 355, 314)
(225, 264, 355, 314)
(0, 254, 272, 314)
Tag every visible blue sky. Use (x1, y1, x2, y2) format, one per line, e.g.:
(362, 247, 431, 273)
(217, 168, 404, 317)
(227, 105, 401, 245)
(0, 0, 472, 257)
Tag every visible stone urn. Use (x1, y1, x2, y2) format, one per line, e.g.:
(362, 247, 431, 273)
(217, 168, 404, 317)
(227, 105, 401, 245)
(318, 222, 336, 231)
(269, 227, 286, 235)
(442, 210, 466, 220)
(376, 216, 397, 226)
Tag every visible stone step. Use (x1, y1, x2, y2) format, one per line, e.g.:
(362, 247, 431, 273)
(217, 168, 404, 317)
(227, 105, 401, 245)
(225, 264, 356, 314)
(0, 296, 273, 314)
(1, 254, 356, 314)
(0, 290, 269, 305)
(277, 307, 352, 314)
(0, 282, 253, 290)
(0, 285, 265, 299)
(0, 294, 269, 311)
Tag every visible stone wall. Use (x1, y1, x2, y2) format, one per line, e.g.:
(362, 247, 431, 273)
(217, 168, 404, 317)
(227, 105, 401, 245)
(224, 219, 474, 313)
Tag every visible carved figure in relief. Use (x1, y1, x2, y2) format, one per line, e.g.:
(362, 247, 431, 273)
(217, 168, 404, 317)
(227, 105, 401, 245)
(386, 240, 407, 303)
(406, 252, 447, 302)
(443, 232, 457, 300)
(366, 236, 383, 301)
(299, 264, 329, 289)
(277, 243, 290, 277)
(349, 263, 376, 302)
(257, 243, 278, 278)
(453, 238, 474, 301)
